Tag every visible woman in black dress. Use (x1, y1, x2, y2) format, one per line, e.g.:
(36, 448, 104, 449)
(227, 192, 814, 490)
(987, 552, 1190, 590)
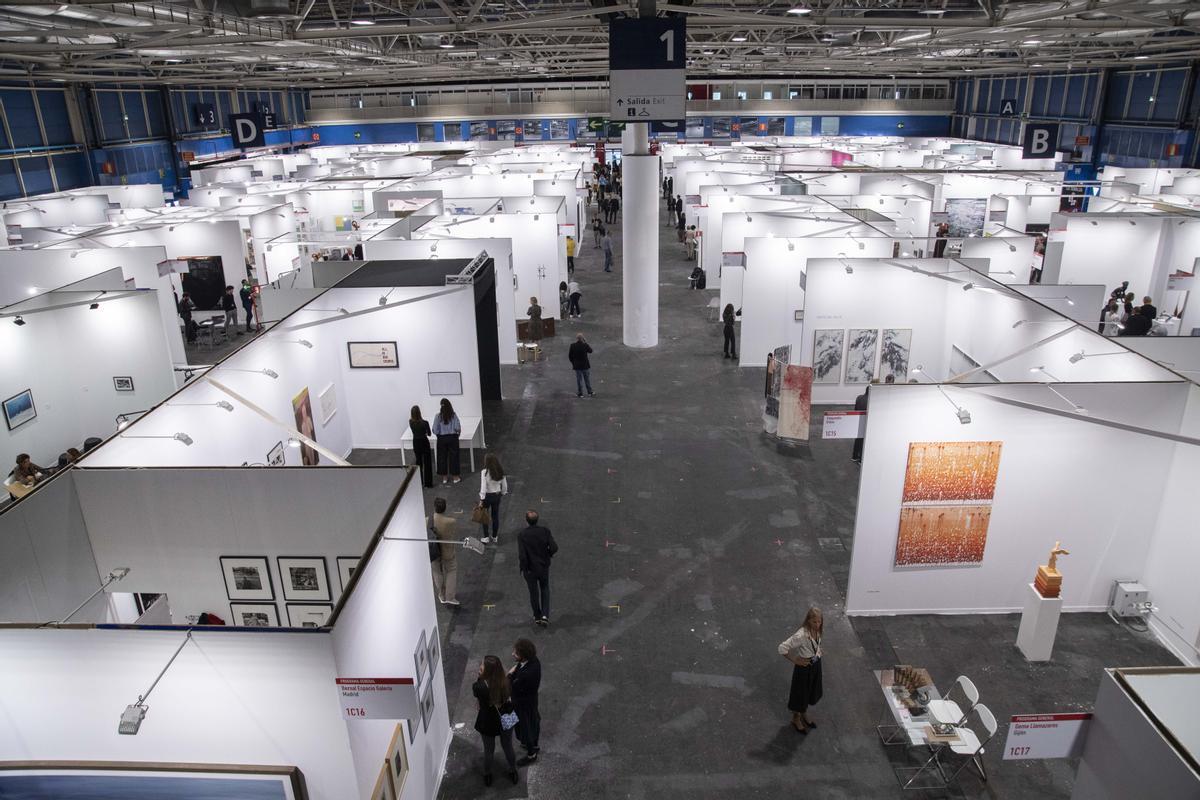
(778, 607, 823, 733)
(473, 655, 519, 787)
(409, 405, 433, 488)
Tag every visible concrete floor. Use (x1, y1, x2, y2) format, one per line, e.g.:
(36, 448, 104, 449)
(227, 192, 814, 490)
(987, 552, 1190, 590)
(356, 197, 1178, 799)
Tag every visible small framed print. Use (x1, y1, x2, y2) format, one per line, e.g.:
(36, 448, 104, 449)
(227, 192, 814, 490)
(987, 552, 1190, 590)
(386, 723, 409, 796)
(348, 341, 399, 369)
(427, 371, 463, 396)
(370, 762, 395, 800)
(337, 556, 360, 592)
(220, 556, 273, 601)
(230, 602, 280, 627)
(426, 628, 440, 674)
(420, 680, 434, 733)
(3, 388, 36, 431)
(113, 376, 135, 392)
(414, 629, 428, 688)
(267, 440, 285, 466)
(277, 556, 331, 601)
(286, 603, 333, 628)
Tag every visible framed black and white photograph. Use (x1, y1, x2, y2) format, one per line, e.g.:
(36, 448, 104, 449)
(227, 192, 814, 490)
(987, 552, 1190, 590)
(426, 628, 440, 673)
(426, 371, 463, 396)
(113, 376, 135, 392)
(220, 556, 274, 601)
(230, 602, 280, 627)
(420, 680, 435, 733)
(3, 388, 36, 431)
(347, 341, 399, 368)
(414, 628, 428, 688)
(286, 603, 333, 628)
(278, 556, 331, 601)
(337, 556, 360, 592)
(268, 440, 285, 466)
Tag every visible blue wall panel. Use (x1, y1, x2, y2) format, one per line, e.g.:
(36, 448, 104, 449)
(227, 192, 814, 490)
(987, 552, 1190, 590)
(2, 89, 41, 148)
(837, 114, 950, 136)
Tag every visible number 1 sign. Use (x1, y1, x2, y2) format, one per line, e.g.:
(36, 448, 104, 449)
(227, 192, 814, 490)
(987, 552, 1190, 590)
(608, 17, 686, 122)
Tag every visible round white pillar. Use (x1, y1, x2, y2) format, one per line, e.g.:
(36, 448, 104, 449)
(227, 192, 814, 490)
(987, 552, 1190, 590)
(621, 125, 659, 348)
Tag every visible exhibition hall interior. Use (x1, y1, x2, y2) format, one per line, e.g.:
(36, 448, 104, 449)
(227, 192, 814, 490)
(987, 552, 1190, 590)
(4, 0, 1200, 798)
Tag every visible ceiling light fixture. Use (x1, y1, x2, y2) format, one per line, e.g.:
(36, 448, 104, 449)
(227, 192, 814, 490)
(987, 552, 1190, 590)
(350, 18, 375, 25)
(786, 7, 812, 14)
(731, 35, 747, 42)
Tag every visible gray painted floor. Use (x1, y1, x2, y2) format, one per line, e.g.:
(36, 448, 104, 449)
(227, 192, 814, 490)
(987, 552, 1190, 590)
(354, 197, 1178, 799)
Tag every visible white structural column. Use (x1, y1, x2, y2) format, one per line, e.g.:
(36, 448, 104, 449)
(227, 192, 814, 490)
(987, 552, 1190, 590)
(621, 122, 659, 348)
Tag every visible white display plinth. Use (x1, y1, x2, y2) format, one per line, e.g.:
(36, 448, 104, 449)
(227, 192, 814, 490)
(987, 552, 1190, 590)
(1016, 582, 1062, 661)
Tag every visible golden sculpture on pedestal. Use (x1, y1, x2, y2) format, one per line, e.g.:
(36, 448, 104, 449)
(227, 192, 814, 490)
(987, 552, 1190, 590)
(1035, 541, 1070, 598)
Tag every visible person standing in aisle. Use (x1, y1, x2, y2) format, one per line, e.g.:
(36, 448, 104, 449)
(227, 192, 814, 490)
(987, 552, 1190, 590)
(567, 279, 582, 319)
(685, 225, 697, 260)
(662, 175, 670, 198)
(666, 194, 675, 225)
(565, 235, 576, 276)
(220, 285, 239, 339)
(601, 230, 614, 273)
(477, 453, 508, 544)
(429, 497, 459, 605)
(677, 206, 686, 242)
(569, 333, 594, 397)
(593, 217, 603, 248)
(518, 510, 558, 626)
(473, 655, 519, 787)
(851, 388, 868, 463)
(608, 194, 620, 225)
(509, 638, 543, 764)
(433, 398, 462, 484)
(527, 297, 544, 342)
(666, 175, 673, 199)
(240, 279, 256, 333)
(933, 221, 950, 258)
(778, 607, 824, 734)
(722, 304, 740, 359)
(178, 292, 197, 343)
(409, 405, 434, 488)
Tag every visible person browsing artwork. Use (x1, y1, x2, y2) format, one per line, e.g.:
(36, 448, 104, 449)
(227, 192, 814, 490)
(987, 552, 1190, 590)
(473, 655, 520, 787)
(477, 453, 508, 544)
(432, 398, 462, 484)
(409, 405, 434, 488)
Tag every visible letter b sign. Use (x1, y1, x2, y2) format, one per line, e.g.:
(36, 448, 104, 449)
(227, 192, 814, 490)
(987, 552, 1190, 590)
(230, 113, 266, 149)
(1022, 123, 1059, 159)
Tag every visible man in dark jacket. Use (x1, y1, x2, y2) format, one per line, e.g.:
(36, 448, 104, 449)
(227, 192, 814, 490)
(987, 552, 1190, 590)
(219, 286, 238, 339)
(1140, 296, 1158, 321)
(1119, 306, 1153, 336)
(518, 510, 558, 626)
(851, 388, 869, 463)
(240, 279, 256, 332)
(509, 638, 542, 764)
(569, 333, 594, 398)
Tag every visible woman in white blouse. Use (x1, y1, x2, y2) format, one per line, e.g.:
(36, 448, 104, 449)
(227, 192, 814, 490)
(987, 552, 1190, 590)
(477, 453, 509, 544)
(778, 607, 824, 733)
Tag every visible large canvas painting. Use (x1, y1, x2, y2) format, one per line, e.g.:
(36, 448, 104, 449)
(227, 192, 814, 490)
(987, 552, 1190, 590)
(894, 441, 1003, 568)
(811, 330, 844, 384)
(777, 365, 813, 442)
(844, 328, 879, 384)
(291, 387, 319, 466)
(945, 198, 987, 238)
(0, 763, 307, 799)
(879, 329, 912, 383)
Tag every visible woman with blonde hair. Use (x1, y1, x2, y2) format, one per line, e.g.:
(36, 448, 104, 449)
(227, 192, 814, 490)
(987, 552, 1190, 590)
(778, 607, 824, 733)
(477, 452, 508, 544)
(473, 655, 519, 787)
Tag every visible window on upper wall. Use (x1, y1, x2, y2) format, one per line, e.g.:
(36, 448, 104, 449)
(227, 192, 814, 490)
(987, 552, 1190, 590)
(794, 117, 813, 135)
(763, 91, 773, 100)
(524, 119, 542, 139)
(821, 116, 839, 135)
(736, 90, 748, 100)
(549, 119, 569, 139)
(417, 123, 435, 142)
(712, 91, 722, 100)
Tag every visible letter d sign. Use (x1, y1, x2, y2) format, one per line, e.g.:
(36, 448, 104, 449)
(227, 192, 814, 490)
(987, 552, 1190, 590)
(230, 113, 266, 149)
(1022, 123, 1059, 159)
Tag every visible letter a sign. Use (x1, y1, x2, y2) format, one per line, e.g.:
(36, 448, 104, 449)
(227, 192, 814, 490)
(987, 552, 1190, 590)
(230, 113, 266, 149)
(1022, 123, 1059, 159)
(999, 98, 1018, 116)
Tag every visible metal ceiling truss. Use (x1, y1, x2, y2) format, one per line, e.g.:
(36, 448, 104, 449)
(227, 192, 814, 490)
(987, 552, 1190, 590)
(0, 0, 1194, 88)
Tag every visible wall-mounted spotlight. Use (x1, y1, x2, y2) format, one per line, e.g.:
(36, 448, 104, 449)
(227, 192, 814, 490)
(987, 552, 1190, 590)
(13, 316, 25, 326)
(224, 367, 279, 379)
(118, 431, 194, 445)
(1128, 219, 1137, 226)
(283, 339, 314, 348)
(119, 630, 195, 735)
(1089, 220, 1098, 226)
(1012, 319, 1066, 329)
(935, 384, 971, 424)
(47, 566, 131, 626)
(1068, 349, 1130, 364)
(962, 282, 975, 291)
(1044, 296, 1076, 306)
(1006, 243, 1017, 253)
(745, 214, 753, 222)
(287, 437, 302, 448)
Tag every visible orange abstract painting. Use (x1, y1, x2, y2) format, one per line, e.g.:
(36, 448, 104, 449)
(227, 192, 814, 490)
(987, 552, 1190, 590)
(894, 441, 1002, 567)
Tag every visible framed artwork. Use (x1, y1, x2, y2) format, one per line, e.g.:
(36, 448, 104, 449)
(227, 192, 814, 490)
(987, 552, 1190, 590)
(369, 764, 395, 800)
(3, 389, 36, 431)
(267, 441, 285, 466)
(811, 329, 845, 384)
(894, 441, 1003, 568)
(220, 556, 274, 601)
(286, 603, 333, 628)
(407, 717, 417, 746)
(427, 371, 463, 396)
(317, 383, 337, 425)
(386, 723, 409, 796)
(414, 629, 428, 688)
(879, 329, 912, 382)
(291, 388, 319, 466)
(844, 328, 879, 384)
(426, 628, 440, 674)
(277, 557, 331, 602)
(336, 557, 359, 592)
(420, 680, 435, 733)
(113, 376, 135, 392)
(0, 762, 308, 799)
(229, 602, 280, 627)
(347, 341, 399, 369)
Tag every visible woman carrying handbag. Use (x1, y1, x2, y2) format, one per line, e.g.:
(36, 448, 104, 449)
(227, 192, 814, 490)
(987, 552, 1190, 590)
(778, 607, 824, 733)
(473, 655, 520, 787)
(476, 453, 508, 544)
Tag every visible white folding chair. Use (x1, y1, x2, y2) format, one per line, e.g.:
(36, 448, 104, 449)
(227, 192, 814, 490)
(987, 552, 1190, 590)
(926, 675, 979, 726)
(942, 703, 997, 784)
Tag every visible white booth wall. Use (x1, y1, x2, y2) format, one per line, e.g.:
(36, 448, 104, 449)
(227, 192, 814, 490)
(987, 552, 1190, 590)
(846, 381, 1189, 615)
(0, 290, 176, 468)
(1042, 214, 1167, 303)
(2, 195, 110, 229)
(1015, 283, 1107, 327)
